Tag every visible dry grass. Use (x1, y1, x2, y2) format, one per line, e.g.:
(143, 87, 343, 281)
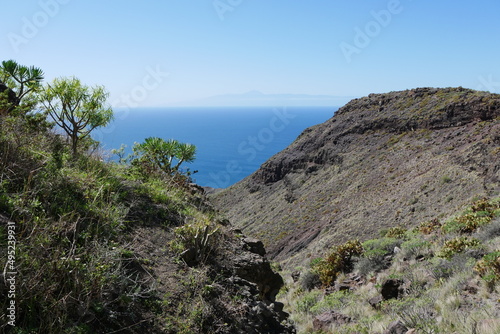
(276, 197, 500, 334)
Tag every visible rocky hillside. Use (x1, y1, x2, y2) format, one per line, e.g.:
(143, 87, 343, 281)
(211, 87, 500, 267)
(0, 108, 294, 333)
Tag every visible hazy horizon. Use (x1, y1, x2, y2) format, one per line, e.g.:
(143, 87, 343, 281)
(2, 1, 500, 108)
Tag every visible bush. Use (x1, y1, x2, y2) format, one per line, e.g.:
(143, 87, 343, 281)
(400, 237, 432, 260)
(171, 220, 220, 265)
(385, 226, 407, 239)
(474, 251, 500, 284)
(310, 290, 351, 315)
(354, 255, 387, 277)
(442, 198, 500, 234)
(314, 240, 363, 286)
(442, 213, 492, 234)
(416, 218, 442, 234)
(429, 254, 473, 280)
(300, 270, 321, 291)
(438, 237, 480, 259)
(362, 237, 402, 258)
(296, 290, 322, 314)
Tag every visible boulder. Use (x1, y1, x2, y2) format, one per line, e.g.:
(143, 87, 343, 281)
(243, 237, 266, 256)
(368, 295, 383, 309)
(383, 320, 408, 334)
(291, 270, 301, 282)
(381, 279, 404, 300)
(232, 252, 283, 302)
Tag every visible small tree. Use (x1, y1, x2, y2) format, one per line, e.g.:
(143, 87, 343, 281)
(173, 142, 197, 172)
(0, 59, 44, 114)
(41, 77, 113, 157)
(132, 137, 196, 176)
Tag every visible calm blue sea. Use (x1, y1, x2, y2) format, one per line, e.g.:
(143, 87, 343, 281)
(94, 106, 336, 188)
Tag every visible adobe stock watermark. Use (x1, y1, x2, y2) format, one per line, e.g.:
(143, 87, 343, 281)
(92, 65, 169, 142)
(340, 0, 409, 64)
(8, 0, 72, 53)
(476, 74, 500, 94)
(4, 220, 17, 327)
(213, 0, 243, 21)
(207, 107, 296, 188)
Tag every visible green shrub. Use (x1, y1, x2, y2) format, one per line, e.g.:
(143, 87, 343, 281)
(314, 240, 363, 286)
(296, 290, 322, 314)
(442, 197, 500, 234)
(400, 237, 432, 260)
(362, 237, 402, 258)
(474, 251, 500, 284)
(385, 226, 407, 239)
(438, 236, 480, 259)
(171, 220, 220, 265)
(416, 218, 442, 234)
(442, 213, 492, 234)
(441, 176, 452, 184)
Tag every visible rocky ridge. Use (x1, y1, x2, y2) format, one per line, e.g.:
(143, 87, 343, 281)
(211, 87, 500, 266)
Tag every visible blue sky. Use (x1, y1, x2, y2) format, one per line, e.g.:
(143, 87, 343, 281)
(2, 1, 500, 107)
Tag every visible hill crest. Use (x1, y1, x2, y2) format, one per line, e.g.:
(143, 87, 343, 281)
(211, 87, 500, 267)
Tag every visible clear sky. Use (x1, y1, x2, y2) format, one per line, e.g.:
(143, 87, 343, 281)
(2, 0, 500, 107)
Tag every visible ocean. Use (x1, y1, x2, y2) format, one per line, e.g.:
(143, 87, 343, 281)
(94, 106, 336, 188)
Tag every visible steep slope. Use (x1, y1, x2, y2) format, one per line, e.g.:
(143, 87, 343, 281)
(0, 114, 294, 333)
(211, 87, 500, 267)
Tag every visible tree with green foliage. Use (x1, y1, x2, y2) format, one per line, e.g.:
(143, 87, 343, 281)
(173, 142, 197, 172)
(0, 59, 44, 113)
(132, 137, 196, 176)
(41, 77, 113, 157)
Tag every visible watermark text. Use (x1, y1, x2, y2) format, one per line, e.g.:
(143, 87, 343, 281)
(4, 221, 17, 327)
(8, 0, 72, 53)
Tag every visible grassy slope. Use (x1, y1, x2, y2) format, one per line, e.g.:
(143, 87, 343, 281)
(277, 197, 500, 334)
(0, 114, 288, 333)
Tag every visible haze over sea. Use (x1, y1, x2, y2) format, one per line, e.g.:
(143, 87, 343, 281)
(95, 106, 336, 188)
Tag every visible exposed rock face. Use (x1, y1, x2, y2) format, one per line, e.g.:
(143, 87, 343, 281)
(253, 87, 499, 186)
(210, 231, 295, 333)
(243, 237, 267, 256)
(212, 88, 500, 267)
(232, 251, 283, 302)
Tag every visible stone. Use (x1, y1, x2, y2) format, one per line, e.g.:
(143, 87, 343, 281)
(232, 252, 283, 302)
(368, 295, 383, 309)
(313, 311, 352, 331)
(243, 237, 266, 256)
(381, 279, 404, 300)
(337, 283, 351, 292)
(383, 320, 408, 334)
(291, 271, 301, 282)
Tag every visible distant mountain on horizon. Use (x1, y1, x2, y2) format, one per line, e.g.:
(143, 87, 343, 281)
(168, 91, 356, 107)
